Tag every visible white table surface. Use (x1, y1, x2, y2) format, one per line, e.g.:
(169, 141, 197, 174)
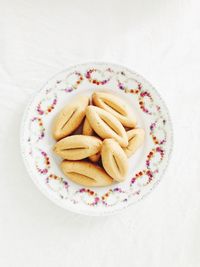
(0, 1, 200, 266)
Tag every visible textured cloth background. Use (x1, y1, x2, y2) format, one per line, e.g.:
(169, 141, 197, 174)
(0, 1, 200, 266)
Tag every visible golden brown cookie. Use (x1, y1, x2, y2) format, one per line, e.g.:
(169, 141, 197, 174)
(61, 160, 113, 187)
(101, 139, 128, 182)
(92, 92, 137, 127)
(123, 128, 145, 157)
(86, 106, 128, 147)
(53, 135, 102, 160)
(52, 95, 89, 140)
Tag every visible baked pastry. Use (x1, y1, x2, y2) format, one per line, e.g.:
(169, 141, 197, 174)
(92, 92, 136, 127)
(52, 96, 89, 140)
(86, 106, 128, 147)
(123, 128, 145, 157)
(101, 139, 128, 182)
(82, 117, 101, 162)
(52, 92, 144, 187)
(53, 135, 102, 160)
(61, 160, 113, 187)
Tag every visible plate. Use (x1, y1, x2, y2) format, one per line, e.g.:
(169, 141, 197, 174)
(20, 62, 173, 216)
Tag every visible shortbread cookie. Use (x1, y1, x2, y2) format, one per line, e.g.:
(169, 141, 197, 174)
(53, 135, 102, 160)
(86, 106, 128, 147)
(101, 139, 128, 182)
(61, 160, 113, 187)
(92, 92, 136, 127)
(123, 128, 145, 157)
(52, 96, 89, 140)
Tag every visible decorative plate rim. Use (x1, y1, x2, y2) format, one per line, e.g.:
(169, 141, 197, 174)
(20, 61, 173, 216)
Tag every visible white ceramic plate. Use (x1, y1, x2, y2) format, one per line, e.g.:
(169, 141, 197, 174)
(20, 62, 173, 216)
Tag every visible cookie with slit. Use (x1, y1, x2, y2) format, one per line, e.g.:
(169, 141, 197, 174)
(61, 160, 113, 187)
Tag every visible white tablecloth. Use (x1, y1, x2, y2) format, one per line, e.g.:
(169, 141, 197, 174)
(0, 1, 199, 266)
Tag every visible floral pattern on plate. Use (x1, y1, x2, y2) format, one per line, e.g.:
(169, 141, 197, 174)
(21, 63, 173, 215)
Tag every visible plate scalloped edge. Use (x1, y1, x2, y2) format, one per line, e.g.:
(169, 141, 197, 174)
(20, 62, 173, 216)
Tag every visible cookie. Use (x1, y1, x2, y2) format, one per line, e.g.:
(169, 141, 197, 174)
(61, 160, 113, 187)
(101, 139, 128, 182)
(86, 106, 128, 147)
(92, 92, 137, 127)
(123, 128, 145, 157)
(53, 135, 102, 160)
(52, 95, 89, 140)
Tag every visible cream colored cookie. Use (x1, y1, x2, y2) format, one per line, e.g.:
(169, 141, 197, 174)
(61, 160, 113, 187)
(86, 106, 128, 147)
(123, 128, 145, 157)
(82, 117, 101, 162)
(52, 96, 89, 140)
(92, 92, 137, 127)
(53, 135, 102, 160)
(101, 139, 128, 182)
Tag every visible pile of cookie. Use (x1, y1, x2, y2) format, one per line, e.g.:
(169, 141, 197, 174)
(52, 92, 145, 187)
